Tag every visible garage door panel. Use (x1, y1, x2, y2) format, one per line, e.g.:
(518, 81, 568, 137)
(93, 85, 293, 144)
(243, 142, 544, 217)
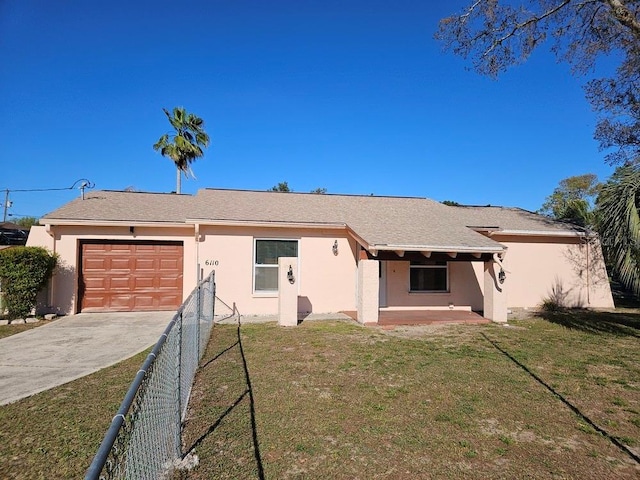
(109, 258, 132, 270)
(133, 276, 155, 289)
(110, 276, 133, 289)
(157, 295, 182, 308)
(159, 258, 181, 270)
(84, 258, 107, 271)
(133, 296, 155, 308)
(135, 258, 157, 270)
(80, 242, 183, 312)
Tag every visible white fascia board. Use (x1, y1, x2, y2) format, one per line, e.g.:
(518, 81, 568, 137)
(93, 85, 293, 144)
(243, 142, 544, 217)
(492, 229, 586, 237)
(41, 219, 190, 228)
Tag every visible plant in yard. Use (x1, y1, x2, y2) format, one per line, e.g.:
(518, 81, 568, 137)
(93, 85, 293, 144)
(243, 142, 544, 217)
(0, 246, 57, 321)
(153, 107, 210, 194)
(595, 164, 640, 297)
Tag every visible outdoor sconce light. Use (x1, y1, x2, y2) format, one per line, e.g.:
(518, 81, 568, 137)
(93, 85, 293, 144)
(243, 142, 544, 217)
(332, 240, 339, 256)
(498, 268, 506, 284)
(287, 265, 295, 284)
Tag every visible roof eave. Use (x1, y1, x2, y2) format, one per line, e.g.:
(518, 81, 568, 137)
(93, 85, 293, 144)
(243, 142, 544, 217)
(42, 219, 190, 228)
(186, 219, 347, 230)
(490, 229, 587, 237)
(371, 244, 505, 254)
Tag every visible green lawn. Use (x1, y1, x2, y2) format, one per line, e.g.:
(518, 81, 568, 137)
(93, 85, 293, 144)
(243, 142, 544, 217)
(180, 313, 640, 479)
(0, 349, 149, 479)
(1, 312, 638, 479)
(0, 319, 54, 339)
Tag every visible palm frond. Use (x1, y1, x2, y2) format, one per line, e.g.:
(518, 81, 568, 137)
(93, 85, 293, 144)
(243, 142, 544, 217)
(596, 164, 640, 297)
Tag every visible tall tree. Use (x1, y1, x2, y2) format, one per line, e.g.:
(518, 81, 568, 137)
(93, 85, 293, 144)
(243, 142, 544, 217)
(436, 1, 640, 164)
(539, 173, 600, 226)
(153, 107, 210, 194)
(595, 165, 640, 296)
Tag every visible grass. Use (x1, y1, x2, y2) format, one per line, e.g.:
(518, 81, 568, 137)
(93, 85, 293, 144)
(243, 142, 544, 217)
(0, 349, 149, 479)
(180, 314, 640, 479)
(0, 319, 54, 339)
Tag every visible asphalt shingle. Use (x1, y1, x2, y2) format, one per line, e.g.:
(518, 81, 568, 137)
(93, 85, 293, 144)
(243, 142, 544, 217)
(42, 189, 581, 252)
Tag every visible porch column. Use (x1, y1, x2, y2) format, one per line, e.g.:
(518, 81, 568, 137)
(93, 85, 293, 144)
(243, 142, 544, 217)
(278, 257, 298, 327)
(483, 259, 507, 323)
(357, 259, 379, 324)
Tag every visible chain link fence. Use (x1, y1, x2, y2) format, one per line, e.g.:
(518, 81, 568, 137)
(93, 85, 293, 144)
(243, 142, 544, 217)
(85, 271, 216, 480)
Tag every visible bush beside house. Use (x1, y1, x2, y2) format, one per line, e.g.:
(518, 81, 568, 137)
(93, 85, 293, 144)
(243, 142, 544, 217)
(0, 247, 57, 322)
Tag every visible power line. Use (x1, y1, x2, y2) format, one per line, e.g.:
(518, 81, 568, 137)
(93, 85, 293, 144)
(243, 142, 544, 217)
(1, 179, 95, 222)
(2, 178, 95, 193)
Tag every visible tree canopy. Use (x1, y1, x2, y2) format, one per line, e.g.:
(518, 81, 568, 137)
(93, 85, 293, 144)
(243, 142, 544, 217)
(14, 216, 39, 228)
(270, 182, 292, 192)
(436, 1, 640, 164)
(539, 173, 600, 226)
(153, 107, 210, 194)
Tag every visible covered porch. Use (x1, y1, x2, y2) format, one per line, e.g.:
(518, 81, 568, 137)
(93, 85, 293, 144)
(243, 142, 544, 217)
(356, 246, 508, 325)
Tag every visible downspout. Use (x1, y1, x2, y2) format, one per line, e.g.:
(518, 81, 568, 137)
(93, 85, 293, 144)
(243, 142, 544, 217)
(195, 223, 201, 282)
(45, 224, 56, 312)
(586, 235, 591, 305)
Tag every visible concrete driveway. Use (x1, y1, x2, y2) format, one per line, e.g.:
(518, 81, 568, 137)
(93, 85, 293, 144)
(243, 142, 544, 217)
(0, 311, 173, 405)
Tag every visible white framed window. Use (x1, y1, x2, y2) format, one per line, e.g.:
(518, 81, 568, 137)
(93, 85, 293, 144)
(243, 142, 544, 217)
(253, 239, 299, 293)
(409, 261, 448, 292)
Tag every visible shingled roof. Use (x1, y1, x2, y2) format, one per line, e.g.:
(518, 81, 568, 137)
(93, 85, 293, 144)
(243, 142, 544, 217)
(450, 205, 586, 234)
(42, 189, 582, 252)
(41, 191, 193, 223)
(189, 189, 503, 252)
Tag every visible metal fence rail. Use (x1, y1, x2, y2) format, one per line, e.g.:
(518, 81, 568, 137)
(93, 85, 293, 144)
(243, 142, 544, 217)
(85, 271, 216, 480)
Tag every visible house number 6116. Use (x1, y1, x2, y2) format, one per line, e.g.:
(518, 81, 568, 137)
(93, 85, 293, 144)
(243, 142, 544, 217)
(204, 260, 219, 266)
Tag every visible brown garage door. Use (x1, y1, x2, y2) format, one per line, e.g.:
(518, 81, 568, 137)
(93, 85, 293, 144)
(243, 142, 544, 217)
(79, 241, 184, 312)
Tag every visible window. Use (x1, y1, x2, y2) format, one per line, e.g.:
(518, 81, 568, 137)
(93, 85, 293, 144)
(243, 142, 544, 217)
(254, 239, 298, 293)
(409, 261, 448, 292)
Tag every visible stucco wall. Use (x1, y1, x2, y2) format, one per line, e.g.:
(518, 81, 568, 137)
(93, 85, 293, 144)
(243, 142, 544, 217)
(481, 234, 614, 309)
(383, 260, 484, 311)
(196, 226, 358, 315)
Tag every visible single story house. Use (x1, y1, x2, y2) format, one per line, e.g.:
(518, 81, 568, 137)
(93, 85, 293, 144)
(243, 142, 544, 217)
(27, 188, 614, 323)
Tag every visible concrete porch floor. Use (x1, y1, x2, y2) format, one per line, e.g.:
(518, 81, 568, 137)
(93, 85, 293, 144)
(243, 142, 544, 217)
(342, 309, 489, 326)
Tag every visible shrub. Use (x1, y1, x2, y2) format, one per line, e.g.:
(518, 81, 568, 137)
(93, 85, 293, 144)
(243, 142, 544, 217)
(0, 246, 58, 320)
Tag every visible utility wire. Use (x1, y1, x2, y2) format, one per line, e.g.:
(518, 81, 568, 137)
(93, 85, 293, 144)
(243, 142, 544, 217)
(2, 178, 95, 193)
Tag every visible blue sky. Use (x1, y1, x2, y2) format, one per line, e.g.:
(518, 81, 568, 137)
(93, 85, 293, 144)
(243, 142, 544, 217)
(0, 0, 616, 220)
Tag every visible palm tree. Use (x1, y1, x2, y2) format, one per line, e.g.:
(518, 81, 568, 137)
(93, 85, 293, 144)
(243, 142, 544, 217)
(153, 107, 210, 194)
(596, 164, 640, 297)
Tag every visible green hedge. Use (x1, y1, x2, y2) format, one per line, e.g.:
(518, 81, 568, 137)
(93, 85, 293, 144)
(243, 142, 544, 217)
(0, 247, 58, 320)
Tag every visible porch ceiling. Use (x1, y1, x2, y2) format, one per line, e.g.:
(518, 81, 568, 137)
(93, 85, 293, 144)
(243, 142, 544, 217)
(361, 250, 496, 262)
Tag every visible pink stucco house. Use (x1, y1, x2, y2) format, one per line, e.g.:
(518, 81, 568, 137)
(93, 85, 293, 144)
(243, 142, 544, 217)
(27, 188, 614, 323)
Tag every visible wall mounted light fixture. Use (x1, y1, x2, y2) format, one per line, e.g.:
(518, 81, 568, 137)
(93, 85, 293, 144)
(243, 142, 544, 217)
(287, 265, 295, 284)
(332, 240, 339, 256)
(498, 268, 506, 284)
